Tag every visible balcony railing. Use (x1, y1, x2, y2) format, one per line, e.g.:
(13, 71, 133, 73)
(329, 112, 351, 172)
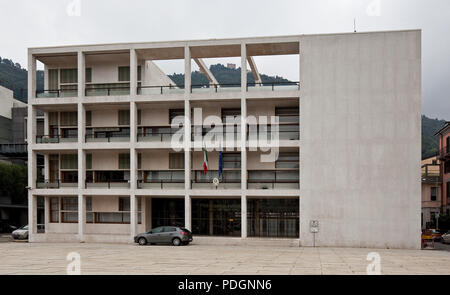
(85, 180, 130, 189)
(191, 126, 240, 142)
(247, 170, 299, 189)
(138, 171, 184, 189)
(191, 83, 241, 93)
(85, 84, 130, 96)
(246, 81, 300, 91)
(36, 179, 78, 189)
(36, 89, 77, 98)
(138, 85, 185, 95)
(137, 127, 183, 142)
(85, 130, 130, 142)
(36, 134, 78, 143)
(247, 124, 299, 141)
(191, 170, 241, 189)
(421, 164, 441, 183)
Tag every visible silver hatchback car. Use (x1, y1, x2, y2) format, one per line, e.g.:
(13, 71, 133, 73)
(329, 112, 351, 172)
(134, 226, 193, 246)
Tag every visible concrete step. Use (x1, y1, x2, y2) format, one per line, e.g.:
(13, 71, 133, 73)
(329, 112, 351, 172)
(191, 236, 300, 247)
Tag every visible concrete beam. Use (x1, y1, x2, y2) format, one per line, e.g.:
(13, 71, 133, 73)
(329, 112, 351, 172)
(193, 58, 218, 86)
(247, 56, 261, 85)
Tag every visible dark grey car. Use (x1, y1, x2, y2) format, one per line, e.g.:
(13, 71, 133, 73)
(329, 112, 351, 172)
(134, 226, 193, 246)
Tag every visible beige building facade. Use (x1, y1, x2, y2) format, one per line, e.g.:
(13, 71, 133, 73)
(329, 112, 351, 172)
(27, 30, 421, 248)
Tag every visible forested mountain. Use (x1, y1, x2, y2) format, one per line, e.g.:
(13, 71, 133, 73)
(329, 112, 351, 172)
(0, 57, 43, 102)
(422, 115, 447, 159)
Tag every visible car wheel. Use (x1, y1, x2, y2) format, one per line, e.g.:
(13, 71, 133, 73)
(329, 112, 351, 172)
(172, 238, 181, 246)
(138, 237, 147, 246)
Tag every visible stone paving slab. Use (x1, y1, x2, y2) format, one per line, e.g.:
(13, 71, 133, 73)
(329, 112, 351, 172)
(0, 242, 449, 275)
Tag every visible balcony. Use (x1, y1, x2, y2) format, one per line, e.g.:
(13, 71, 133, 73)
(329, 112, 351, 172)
(36, 134, 78, 144)
(248, 124, 299, 141)
(421, 164, 441, 183)
(191, 170, 240, 189)
(246, 81, 300, 92)
(36, 179, 78, 189)
(247, 170, 299, 189)
(191, 126, 240, 143)
(85, 83, 130, 97)
(138, 85, 184, 95)
(137, 127, 183, 142)
(85, 128, 130, 142)
(85, 180, 130, 189)
(138, 170, 185, 189)
(36, 89, 77, 98)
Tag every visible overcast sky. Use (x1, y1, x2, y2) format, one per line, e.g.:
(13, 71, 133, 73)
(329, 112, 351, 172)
(0, 0, 449, 120)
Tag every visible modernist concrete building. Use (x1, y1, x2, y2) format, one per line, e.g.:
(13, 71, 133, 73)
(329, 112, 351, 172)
(27, 30, 421, 249)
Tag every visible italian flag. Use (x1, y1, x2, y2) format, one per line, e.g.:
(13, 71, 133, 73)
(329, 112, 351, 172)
(203, 147, 208, 175)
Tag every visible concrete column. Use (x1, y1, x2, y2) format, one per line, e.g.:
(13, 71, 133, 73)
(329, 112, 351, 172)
(130, 101, 137, 190)
(130, 194, 137, 241)
(77, 51, 85, 98)
(44, 154, 50, 181)
(78, 103, 85, 190)
(130, 49, 137, 96)
(241, 195, 247, 238)
(240, 43, 248, 239)
(28, 194, 37, 241)
(130, 147, 137, 190)
(44, 196, 50, 232)
(78, 194, 85, 242)
(44, 111, 49, 136)
(184, 194, 191, 231)
(184, 46, 191, 190)
(27, 51, 36, 102)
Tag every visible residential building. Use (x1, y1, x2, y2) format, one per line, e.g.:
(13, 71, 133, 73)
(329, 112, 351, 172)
(436, 121, 450, 216)
(26, 30, 421, 248)
(421, 156, 441, 229)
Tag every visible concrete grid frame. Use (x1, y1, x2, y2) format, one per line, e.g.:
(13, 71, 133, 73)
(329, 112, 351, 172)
(27, 30, 421, 249)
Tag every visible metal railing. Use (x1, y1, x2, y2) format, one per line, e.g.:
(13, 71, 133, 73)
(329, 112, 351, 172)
(85, 86, 130, 97)
(85, 180, 130, 189)
(36, 89, 77, 98)
(247, 170, 299, 189)
(85, 131, 130, 142)
(137, 85, 184, 95)
(137, 127, 183, 142)
(137, 179, 184, 189)
(246, 81, 300, 91)
(191, 83, 241, 93)
(0, 143, 27, 154)
(36, 179, 79, 189)
(36, 134, 78, 143)
(247, 124, 299, 141)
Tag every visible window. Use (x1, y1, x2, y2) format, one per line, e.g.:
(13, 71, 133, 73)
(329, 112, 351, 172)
(49, 112, 58, 126)
(169, 153, 184, 169)
(85, 68, 92, 83)
(275, 153, 299, 169)
(61, 197, 78, 223)
(164, 227, 177, 232)
(60, 112, 77, 126)
(447, 137, 450, 153)
(445, 161, 450, 174)
(86, 196, 92, 211)
(137, 109, 141, 125)
(60, 154, 77, 169)
(223, 153, 241, 168)
(169, 109, 184, 125)
(138, 153, 142, 170)
(119, 153, 130, 169)
(221, 108, 241, 124)
(48, 69, 58, 90)
(118, 66, 141, 82)
(118, 110, 130, 126)
(50, 197, 59, 223)
(119, 197, 130, 211)
(60, 69, 77, 84)
(86, 154, 92, 170)
(431, 187, 438, 201)
(275, 107, 299, 124)
(447, 182, 450, 199)
(86, 111, 92, 127)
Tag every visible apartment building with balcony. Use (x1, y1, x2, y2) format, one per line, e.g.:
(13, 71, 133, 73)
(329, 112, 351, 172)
(27, 30, 421, 249)
(421, 156, 442, 229)
(436, 122, 450, 217)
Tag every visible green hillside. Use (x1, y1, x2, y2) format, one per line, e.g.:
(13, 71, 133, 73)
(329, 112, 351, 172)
(0, 57, 43, 102)
(422, 115, 447, 159)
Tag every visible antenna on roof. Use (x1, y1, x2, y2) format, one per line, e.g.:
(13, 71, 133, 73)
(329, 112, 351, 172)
(353, 18, 357, 32)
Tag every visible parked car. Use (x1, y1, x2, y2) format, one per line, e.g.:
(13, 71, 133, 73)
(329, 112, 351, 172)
(442, 231, 450, 244)
(134, 226, 193, 246)
(11, 224, 45, 240)
(430, 229, 442, 241)
(0, 221, 18, 233)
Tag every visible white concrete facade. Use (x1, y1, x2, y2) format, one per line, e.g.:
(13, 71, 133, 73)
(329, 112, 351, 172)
(27, 30, 421, 249)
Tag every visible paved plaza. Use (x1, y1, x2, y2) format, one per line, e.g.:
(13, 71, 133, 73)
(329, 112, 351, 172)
(0, 240, 449, 275)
